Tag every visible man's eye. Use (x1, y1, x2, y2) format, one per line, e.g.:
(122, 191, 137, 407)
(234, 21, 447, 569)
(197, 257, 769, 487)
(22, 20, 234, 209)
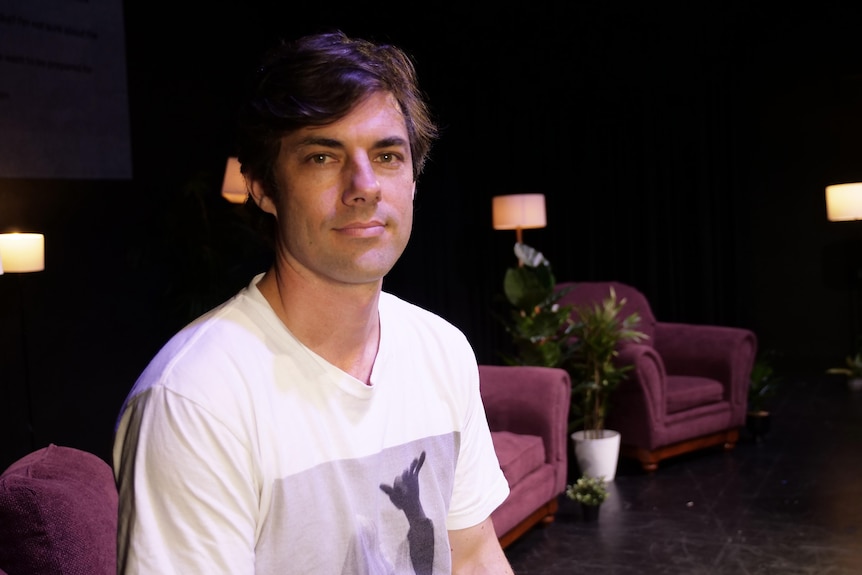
(311, 154, 328, 164)
(379, 153, 399, 164)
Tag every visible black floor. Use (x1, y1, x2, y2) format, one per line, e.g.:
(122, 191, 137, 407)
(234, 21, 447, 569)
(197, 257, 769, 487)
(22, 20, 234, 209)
(503, 374, 862, 574)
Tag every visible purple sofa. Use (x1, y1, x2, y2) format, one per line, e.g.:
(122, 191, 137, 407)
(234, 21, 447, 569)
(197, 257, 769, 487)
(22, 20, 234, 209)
(557, 281, 758, 472)
(479, 364, 572, 548)
(0, 443, 118, 575)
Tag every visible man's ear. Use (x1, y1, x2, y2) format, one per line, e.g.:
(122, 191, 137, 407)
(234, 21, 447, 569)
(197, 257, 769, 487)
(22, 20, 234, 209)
(249, 179, 277, 216)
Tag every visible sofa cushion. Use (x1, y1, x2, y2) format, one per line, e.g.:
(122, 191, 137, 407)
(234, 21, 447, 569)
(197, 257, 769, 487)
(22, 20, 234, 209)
(491, 431, 546, 487)
(0, 444, 118, 575)
(666, 376, 725, 414)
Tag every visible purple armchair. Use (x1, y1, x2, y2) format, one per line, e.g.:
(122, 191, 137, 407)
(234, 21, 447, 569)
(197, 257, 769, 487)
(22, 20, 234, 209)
(0, 444, 118, 575)
(557, 281, 757, 472)
(479, 364, 571, 548)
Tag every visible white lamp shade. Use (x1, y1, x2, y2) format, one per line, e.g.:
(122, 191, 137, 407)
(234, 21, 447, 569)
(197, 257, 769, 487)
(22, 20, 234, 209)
(492, 194, 547, 230)
(826, 183, 862, 221)
(221, 157, 248, 204)
(0, 233, 45, 273)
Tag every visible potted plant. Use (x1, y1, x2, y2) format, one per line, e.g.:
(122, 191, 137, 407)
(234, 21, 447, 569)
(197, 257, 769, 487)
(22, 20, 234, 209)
(746, 351, 783, 442)
(826, 350, 862, 392)
(565, 474, 609, 522)
(495, 243, 577, 369)
(494, 249, 645, 480)
(567, 286, 647, 480)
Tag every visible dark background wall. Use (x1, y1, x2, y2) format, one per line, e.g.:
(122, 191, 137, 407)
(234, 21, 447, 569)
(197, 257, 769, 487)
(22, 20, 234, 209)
(2, 2, 861, 469)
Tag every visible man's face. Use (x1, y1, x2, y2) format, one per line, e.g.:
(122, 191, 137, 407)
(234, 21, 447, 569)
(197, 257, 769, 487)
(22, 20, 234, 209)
(258, 91, 416, 287)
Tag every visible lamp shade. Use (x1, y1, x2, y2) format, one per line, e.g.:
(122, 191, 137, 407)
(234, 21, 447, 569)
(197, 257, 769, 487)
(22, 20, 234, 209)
(492, 194, 547, 230)
(826, 183, 862, 221)
(221, 157, 248, 204)
(0, 233, 45, 273)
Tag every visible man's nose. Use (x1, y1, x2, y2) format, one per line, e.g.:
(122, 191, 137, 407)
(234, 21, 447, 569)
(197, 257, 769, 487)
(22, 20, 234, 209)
(343, 157, 381, 204)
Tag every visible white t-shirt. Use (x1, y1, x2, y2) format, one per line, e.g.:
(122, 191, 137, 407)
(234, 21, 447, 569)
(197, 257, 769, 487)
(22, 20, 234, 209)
(113, 274, 509, 574)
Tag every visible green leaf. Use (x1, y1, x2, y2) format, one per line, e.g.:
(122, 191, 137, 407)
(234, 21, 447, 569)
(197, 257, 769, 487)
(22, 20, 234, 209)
(503, 264, 555, 310)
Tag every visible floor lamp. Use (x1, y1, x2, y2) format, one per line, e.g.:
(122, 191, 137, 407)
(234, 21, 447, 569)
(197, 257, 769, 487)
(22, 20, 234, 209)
(492, 194, 547, 268)
(0, 232, 46, 450)
(825, 183, 862, 349)
(221, 156, 248, 204)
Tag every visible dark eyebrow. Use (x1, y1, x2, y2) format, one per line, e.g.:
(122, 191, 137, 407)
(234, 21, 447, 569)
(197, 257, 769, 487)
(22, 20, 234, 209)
(375, 136, 409, 149)
(296, 136, 343, 149)
(295, 136, 409, 150)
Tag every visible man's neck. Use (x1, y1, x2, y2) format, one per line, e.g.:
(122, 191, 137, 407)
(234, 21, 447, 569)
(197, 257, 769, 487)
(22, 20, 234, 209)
(255, 266, 382, 384)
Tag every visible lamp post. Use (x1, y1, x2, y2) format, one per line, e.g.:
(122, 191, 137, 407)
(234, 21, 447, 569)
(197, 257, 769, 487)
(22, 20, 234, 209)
(826, 183, 862, 350)
(0, 232, 46, 450)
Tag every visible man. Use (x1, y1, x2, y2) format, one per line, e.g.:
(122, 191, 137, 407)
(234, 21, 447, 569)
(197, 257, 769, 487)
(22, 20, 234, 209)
(113, 30, 515, 574)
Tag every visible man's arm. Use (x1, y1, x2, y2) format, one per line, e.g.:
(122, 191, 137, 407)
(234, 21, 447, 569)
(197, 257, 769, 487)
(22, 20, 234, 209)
(448, 517, 515, 574)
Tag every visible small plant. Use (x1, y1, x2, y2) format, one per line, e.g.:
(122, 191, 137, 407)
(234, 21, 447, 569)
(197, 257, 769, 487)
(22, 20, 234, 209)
(826, 352, 862, 379)
(748, 351, 783, 413)
(566, 475, 609, 506)
(825, 335, 862, 381)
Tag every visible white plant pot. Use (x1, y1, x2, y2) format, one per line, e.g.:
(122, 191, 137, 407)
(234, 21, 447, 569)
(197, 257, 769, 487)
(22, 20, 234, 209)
(571, 429, 621, 481)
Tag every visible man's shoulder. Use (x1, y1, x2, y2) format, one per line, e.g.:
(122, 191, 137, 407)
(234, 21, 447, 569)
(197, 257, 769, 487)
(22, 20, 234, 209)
(379, 291, 470, 345)
(380, 291, 453, 326)
(137, 287, 274, 385)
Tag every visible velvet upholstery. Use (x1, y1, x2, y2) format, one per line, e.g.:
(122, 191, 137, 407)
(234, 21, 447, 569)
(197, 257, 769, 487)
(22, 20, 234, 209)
(479, 364, 571, 548)
(557, 281, 757, 472)
(0, 444, 118, 575)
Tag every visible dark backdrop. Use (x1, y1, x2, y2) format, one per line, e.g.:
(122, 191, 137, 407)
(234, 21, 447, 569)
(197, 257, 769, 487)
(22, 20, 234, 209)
(2, 2, 861, 469)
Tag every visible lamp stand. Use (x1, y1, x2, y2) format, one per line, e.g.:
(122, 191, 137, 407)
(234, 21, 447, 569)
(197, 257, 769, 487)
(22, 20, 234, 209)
(15, 275, 36, 450)
(516, 227, 525, 267)
(854, 266, 862, 351)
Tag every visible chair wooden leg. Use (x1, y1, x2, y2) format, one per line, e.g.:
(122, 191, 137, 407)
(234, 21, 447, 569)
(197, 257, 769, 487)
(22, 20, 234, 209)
(621, 428, 742, 473)
(723, 429, 740, 451)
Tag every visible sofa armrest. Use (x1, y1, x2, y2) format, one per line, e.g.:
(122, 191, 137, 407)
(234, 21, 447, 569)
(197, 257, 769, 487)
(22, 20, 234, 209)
(478, 365, 571, 467)
(0, 444, 118, 575)
(654, 322, 757, 410)
(612, 343, 667, 430)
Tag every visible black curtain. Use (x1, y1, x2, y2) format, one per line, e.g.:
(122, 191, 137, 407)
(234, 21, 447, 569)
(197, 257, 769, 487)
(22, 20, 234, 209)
(384, 4, 760, 365)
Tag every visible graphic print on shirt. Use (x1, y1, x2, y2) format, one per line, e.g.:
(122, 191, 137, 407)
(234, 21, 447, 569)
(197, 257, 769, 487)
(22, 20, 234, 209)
(378, 451, 433, 575)
(255, 435, 457, 574)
